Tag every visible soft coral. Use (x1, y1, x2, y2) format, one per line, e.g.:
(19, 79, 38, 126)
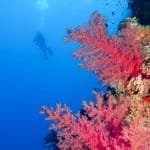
(67, 12, 144, 84)
(42, 92, 150, 150)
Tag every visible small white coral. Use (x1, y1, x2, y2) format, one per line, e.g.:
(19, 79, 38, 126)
(127, 75, 144, 97)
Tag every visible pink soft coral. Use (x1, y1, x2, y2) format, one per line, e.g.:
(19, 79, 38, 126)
(66, 12, 143, 84)
(42, 93, 150, 150)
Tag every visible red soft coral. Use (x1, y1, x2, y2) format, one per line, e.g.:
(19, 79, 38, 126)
(42, 94, 150, 150)
(66, 12, 143, 84)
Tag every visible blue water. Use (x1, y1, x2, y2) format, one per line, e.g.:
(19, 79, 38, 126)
(0, 0, 130, 149)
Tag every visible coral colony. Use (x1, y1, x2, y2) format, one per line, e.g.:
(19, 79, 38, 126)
(41, 12, 150, 149)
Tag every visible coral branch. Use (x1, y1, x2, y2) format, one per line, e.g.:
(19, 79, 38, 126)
(66, 12, 144, 84)
(42, 94, 150, 150)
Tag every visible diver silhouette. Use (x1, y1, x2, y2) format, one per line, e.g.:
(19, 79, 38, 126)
(34, 32, 53, 59)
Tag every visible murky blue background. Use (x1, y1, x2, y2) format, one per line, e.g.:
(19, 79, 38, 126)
(0, 0, 130, 149)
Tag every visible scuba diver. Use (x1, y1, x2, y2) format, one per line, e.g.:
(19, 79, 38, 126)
(33, 32, 53, 59)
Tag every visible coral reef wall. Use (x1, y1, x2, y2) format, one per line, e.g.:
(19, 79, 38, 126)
(130, 0, 150, 25)
(41, 3, 150, 150)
